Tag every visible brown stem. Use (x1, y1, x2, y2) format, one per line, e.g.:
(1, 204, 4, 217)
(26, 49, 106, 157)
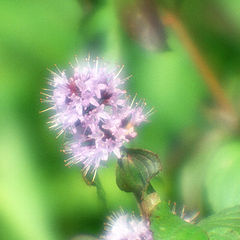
(162, 12, 236, 117)
(134, 192, 146, 218)
(134, 187, 161, 219)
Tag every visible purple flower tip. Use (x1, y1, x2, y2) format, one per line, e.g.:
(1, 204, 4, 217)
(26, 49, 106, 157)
(102, 212, 153, 240)
(41, 57, 151, 173)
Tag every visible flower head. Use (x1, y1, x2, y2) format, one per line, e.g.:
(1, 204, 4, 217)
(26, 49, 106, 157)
(102, 212, 153, 240)
(41, 57, 150, 172)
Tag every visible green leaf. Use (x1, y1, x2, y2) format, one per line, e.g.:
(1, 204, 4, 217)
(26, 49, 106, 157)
(150, 202, 208, 240)
(116, 148, 161, 194)
(205, 141, 240, 212)
(198, 205, 240, 240)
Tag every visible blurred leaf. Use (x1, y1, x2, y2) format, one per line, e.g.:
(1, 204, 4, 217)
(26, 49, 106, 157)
(78, 0, 121, 60)
(0, 0, 81, 64)
(150, 202, 208, 240)
(180, 0, 240, 75)
(205, 140, 240, 212)
(218, 0, 240, 28)
(116, 148, 161, 194)
(0, 118, 60, 240)
(123, 42, 206, 155)
(118, 0, 167, 51)
(198, 205, 240, 239)
(179, 128, 230, 211)
(78, 0, 103, 16)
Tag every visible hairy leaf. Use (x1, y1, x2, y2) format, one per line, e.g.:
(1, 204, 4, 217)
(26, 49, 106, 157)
(198, 205, 240, 239)
(150, 202, 208, 240)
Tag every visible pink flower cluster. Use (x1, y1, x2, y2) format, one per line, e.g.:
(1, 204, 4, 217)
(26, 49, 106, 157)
(102, 212, 153, 240)
(41, 57, 148, 173)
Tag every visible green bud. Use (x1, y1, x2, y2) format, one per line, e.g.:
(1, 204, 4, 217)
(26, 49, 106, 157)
(116, 148, 162, 195)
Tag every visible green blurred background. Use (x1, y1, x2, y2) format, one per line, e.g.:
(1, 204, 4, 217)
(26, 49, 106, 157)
(1, 0, 240, 239)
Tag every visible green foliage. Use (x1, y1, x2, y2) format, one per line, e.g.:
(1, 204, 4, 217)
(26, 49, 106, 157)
(205, 141, 240, 212)
(179, 129, 228, 211)
(150, 202, 208, 240)
(198, 205, 240, 239)
(1, 0, 240, 239)
(116, 148, 161, 194)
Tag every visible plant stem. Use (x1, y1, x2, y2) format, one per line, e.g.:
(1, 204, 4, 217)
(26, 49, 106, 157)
(134, 183, 160, 218)
(95, 175, 108, 210)
(162, 11, 237, 118)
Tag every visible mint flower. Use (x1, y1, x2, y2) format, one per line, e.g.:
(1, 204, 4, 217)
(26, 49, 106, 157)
(41, 57, 150, 173)
(102, 212, 153, 240)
